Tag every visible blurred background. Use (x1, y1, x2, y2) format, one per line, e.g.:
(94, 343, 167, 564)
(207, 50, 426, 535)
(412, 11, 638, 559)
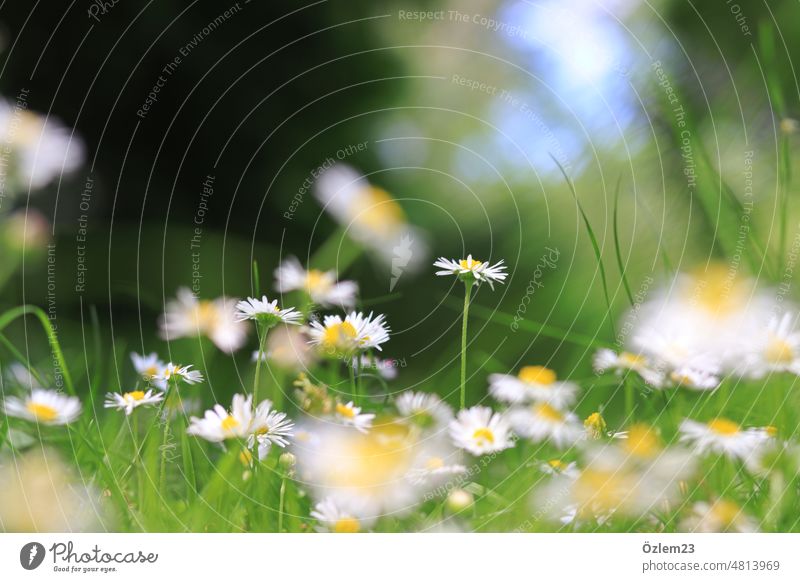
(0, 0, 798, 415)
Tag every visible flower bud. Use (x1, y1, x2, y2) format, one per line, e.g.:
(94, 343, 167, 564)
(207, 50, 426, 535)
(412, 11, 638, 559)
(446, 489, 474, 513)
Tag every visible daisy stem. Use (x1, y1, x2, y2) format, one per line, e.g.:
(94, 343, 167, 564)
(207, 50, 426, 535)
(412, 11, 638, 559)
(277, 474, 287, 532)
(253, 323, 269, 403)
(158, 414, 171, 496)
(624, 377, 635, 422)
(460, 281, 474, 409)
(349, 358, 358, 405)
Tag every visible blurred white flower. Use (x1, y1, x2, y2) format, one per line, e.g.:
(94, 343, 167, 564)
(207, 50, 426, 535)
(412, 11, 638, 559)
(159, 288, 248, 353)
(130, 352, 167, 389)
(740, 312, 800, 378)
(314, 164, 428, 268)
(0, 449, 102, 532)
(449, 406, 514, 456)
(310, 497, 373, 533)
(0, 101, 85, 191)
(489, 365, 578, 407)
(334, 401, 375, 433)
(3, 389, 81, 425)
(251, 326, 317, 371)
(681, 499, 758, 532)
(2, 208, 51, 252)
(508, 403, 583, 449)
(395, 391, 453, 430)
(679, 418, 771, 462)
(275, 256, 358, 308)
(592, 349, 664, 387)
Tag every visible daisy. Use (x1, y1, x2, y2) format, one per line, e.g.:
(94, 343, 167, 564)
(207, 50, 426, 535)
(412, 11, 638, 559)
(104, 389, 164, 416)
(449, 406, 515, 456)
(395, 391, 454, 430)
(592, 349, 664, 387)
(405, 454, 467, 486)
(187, 393, 254, 442)
(489, 365, 578, 408)
(310, 498, 372, 533)
(334, 401, 375, 433)
(307, 311, 390, 355)
(433, 254, 507, 289)
(234, 295, 302, 326)
(508, 403, 583, 449)
(668, 365, 720, 390)
(251, 326, 317, 371)
(130, 352, 166, 389)
(275, 256, 358, 308)
(681, 499, 758, 532)
(741, 312, 800, 378)
(679, 418, 770, 462)
(155, 363, 204, 386)
(583, 411, 608, 439)
(248, 400, 295, 459)
(0, 101, 85, 191)
(159, 287, 248, 353)
(3, 389, 82, 425)
(314, 164, 421, 264)
(541, 459, 579, 476)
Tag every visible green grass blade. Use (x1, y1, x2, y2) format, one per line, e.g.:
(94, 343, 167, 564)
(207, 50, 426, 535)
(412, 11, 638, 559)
(612, 175, 635, 307)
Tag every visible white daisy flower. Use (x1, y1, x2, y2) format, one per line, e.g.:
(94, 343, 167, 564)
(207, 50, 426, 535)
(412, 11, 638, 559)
(5, 362, 42, 389)
(310, 498, 373, 533)
(0, 101, 85, 191)
(668, 365, 720, 390)
(314, 164, 430, 269)
(275, 256, 358, 308)
(405, 454, 467, 486)
(334, 401, 375, 433)
(508, 403, 583, 449)
(540, 459, 579, 477)
(187, 393, 254, 442)
(307, 311, 390, 355)
(247, 400, 295, 459)
(681, 499, 758, 533)
(488, 365, 578, 408)
(155, 363, 204, 386)
(592, 349, 664, 387)
(433, 254, 508, 289)
(741, 312, 800, 378)
(159, 288, 248, 353)
(104, 389, 164, 416)
(3, 389, 82, 425)
(234, 295, 302, 326)
(449, 406, 515, 456)
(395, 391, 454, 430)
(130, 352, 166, 389)
(679, 418, 770, 462)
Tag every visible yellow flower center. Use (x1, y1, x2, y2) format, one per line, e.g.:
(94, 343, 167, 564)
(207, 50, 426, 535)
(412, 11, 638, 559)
(765, 338, 794, 364)
(518, 365, 557, 385)
(574, 468, 629, 513)
(472, 427, 495, 445)
(336, 402, 357, 419)
(26, 402, 58, 422)
(623, 424, 661, 458)
(239, 449, 253, 466)
(708, 418, 740, 436)
(765, 425, 778, 437)
(333, 517, 360, 533)
(322, 321, 358, 349)
(143, 365, 159, 378)
(710, 499, 741, 527)
(194, 300, 220, 330)
(459, 258, 482, 270)
(221, 415, 240, 432)
(584, 412, 607, 437)
(620, 352, 646, 367)
(689, 264, 748, 316)
(305, 269, 331, 293)
(356, 186, 405, 232)
(548, 459, 566, 471)
(425, 456, 445, 470)
(534, 403, 564, 422)
(124, 391, 146, 402)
